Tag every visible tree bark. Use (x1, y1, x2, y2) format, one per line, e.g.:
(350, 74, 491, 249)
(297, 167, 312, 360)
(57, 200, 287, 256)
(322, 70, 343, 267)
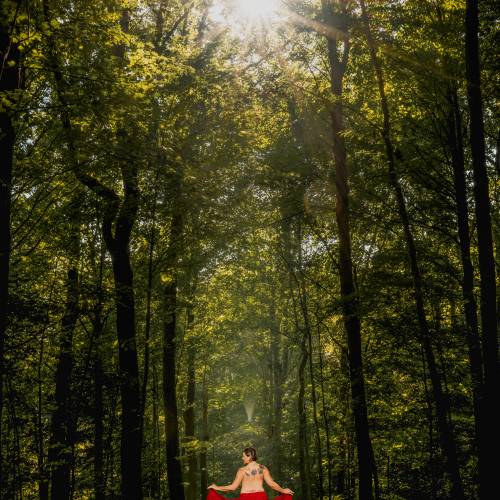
(359, 2, 464, 497)
(37, 275, 57, 500)
(93, 330, 104, 500)
(269, 298, 284, 482)
(151, 361, 161, 499)
(200, 369, 209, 498)
(92, 239, 106, 500)
(109, 220, 143, 500)
(184, 306, 197, 500)
(141, 194, 156, 441)
(447, 86, 485, 465)
(0, 3, 22, 490)
(298, 282, 324, 499)
(322, 2, 375, 497)
(464, 2, 499, 497)
(316, 315, 333, 500)
(297, 325, 312, 500)
(163, 200, 185, 500)
(48, 196, 81, 500)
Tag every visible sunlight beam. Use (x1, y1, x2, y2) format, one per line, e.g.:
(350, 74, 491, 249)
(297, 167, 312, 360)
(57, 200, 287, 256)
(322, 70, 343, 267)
(209, 0, 283, 30)
(233, 0, 281, 23)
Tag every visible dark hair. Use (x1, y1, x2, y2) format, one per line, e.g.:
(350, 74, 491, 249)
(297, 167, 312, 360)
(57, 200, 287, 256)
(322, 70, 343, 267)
(243, 447, 257, 461)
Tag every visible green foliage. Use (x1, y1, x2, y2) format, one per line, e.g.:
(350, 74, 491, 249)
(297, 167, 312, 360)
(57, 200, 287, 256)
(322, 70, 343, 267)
(1, 0, 497, 498)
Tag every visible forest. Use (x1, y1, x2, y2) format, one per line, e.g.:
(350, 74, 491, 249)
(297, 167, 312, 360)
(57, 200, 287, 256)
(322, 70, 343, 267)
(0, 0, 499, 499)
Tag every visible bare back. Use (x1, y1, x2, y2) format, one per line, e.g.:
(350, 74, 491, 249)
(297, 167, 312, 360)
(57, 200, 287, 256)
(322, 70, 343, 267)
(240, 462, 266, 493)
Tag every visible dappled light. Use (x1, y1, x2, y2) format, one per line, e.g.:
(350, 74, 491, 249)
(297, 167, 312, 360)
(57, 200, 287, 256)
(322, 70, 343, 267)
(0, 0, 497, 499)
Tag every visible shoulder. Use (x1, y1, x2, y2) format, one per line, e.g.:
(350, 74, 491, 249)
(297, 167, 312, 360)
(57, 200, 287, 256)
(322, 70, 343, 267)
(259, 464, 268, 471)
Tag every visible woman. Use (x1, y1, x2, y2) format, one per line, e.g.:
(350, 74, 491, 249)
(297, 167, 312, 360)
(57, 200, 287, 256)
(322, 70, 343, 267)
(207, 447, 294, 500)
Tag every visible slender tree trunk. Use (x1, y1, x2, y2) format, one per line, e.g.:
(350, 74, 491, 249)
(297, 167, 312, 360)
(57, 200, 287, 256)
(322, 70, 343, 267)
(38, 333, 49, 500)
(48, 196, 81, 500)
(200, 369, 209, 498)
(359, 2, 464, 496)
(286, 221, 312, 500)
(163, 271, 185, 500)
(105, 18, 144, 493)
(316, 315, 333, 500)
(447, 86, 485, 458)
(163, 200, 185, 500)
(297, 328, 312, 500)
(37, 274, 57, 500)
(92, 239, 105, 500)
(6, 375, 22, 498)
(269, 300, 284, 482)
(109, 231, 142, 500)
(0, 4, 22, 490)
(299, 285, 324, 499)
(464, 3, 499, 497)
(141, 198, 156, 439)
(322, 2, 375, 497)
(140, 203, 156, 496)
(141, 91, 161, 444)
(184, 306, 197, 500)
(151, 361, 161, 498)
(93, 334, 104, 500)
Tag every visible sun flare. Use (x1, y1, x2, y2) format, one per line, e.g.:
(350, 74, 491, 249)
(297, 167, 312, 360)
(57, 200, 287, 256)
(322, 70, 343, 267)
(209, 0, 283, 29)
(233, 0, 281, 22)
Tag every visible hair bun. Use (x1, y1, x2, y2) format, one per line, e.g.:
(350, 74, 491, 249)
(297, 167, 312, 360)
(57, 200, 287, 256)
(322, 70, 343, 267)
(243, 447, 257, 461)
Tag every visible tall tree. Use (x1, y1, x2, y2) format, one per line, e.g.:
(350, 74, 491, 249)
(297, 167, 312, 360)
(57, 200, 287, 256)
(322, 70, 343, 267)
(446, 84, 484, 478)
(358, 2, 464, 496)
(183, 301, 198, 500)
(0, 1, 23, 492)
(321, 1, 375, 497)
(48, 194, 81, 500)
(41, 3, 144, 496)
(464, 2, 499, 496)
(162, 169, 185, 500)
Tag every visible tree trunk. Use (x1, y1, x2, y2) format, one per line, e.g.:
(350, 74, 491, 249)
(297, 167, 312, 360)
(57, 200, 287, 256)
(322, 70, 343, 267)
(38, 333, 49, 500)
(464, 2, 499, 497)
(447, 86, 485, 464)
(184, 306, 197, 500)
(269, 300, 284, 482)
(92, 240, 105, 500)
(287, 220, 312, 500)
(299, 284, 324, 499)
(316, 315, 333, 500)
(37, 276, 57, 500)
(42, 3, 143, 496)
(93, 334, 104, 500)
(141, 211, 155, 439)
(48, 196, 81, 500)
(109, 235, 142, 500)
(359, 2, 465, 497)
(200, 369, 209, 498)
(322, 2, 375, 497)
(151, 362, 161, 499)
(0, 3, 22, 490)
(297, 327, 312, 500)
(163, 202, 185, 500)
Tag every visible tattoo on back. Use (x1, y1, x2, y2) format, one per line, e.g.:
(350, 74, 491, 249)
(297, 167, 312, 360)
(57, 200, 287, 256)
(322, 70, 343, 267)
(245, 464, 265, 477)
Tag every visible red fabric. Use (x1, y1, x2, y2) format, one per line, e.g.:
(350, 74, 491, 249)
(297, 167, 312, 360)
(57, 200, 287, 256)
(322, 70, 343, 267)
(206, 490, 293, 500)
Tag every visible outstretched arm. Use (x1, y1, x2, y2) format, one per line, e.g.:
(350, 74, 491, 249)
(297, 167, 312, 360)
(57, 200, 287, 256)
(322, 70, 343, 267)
(263, 466, 294, 495)
(208, 468, 244, 492)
